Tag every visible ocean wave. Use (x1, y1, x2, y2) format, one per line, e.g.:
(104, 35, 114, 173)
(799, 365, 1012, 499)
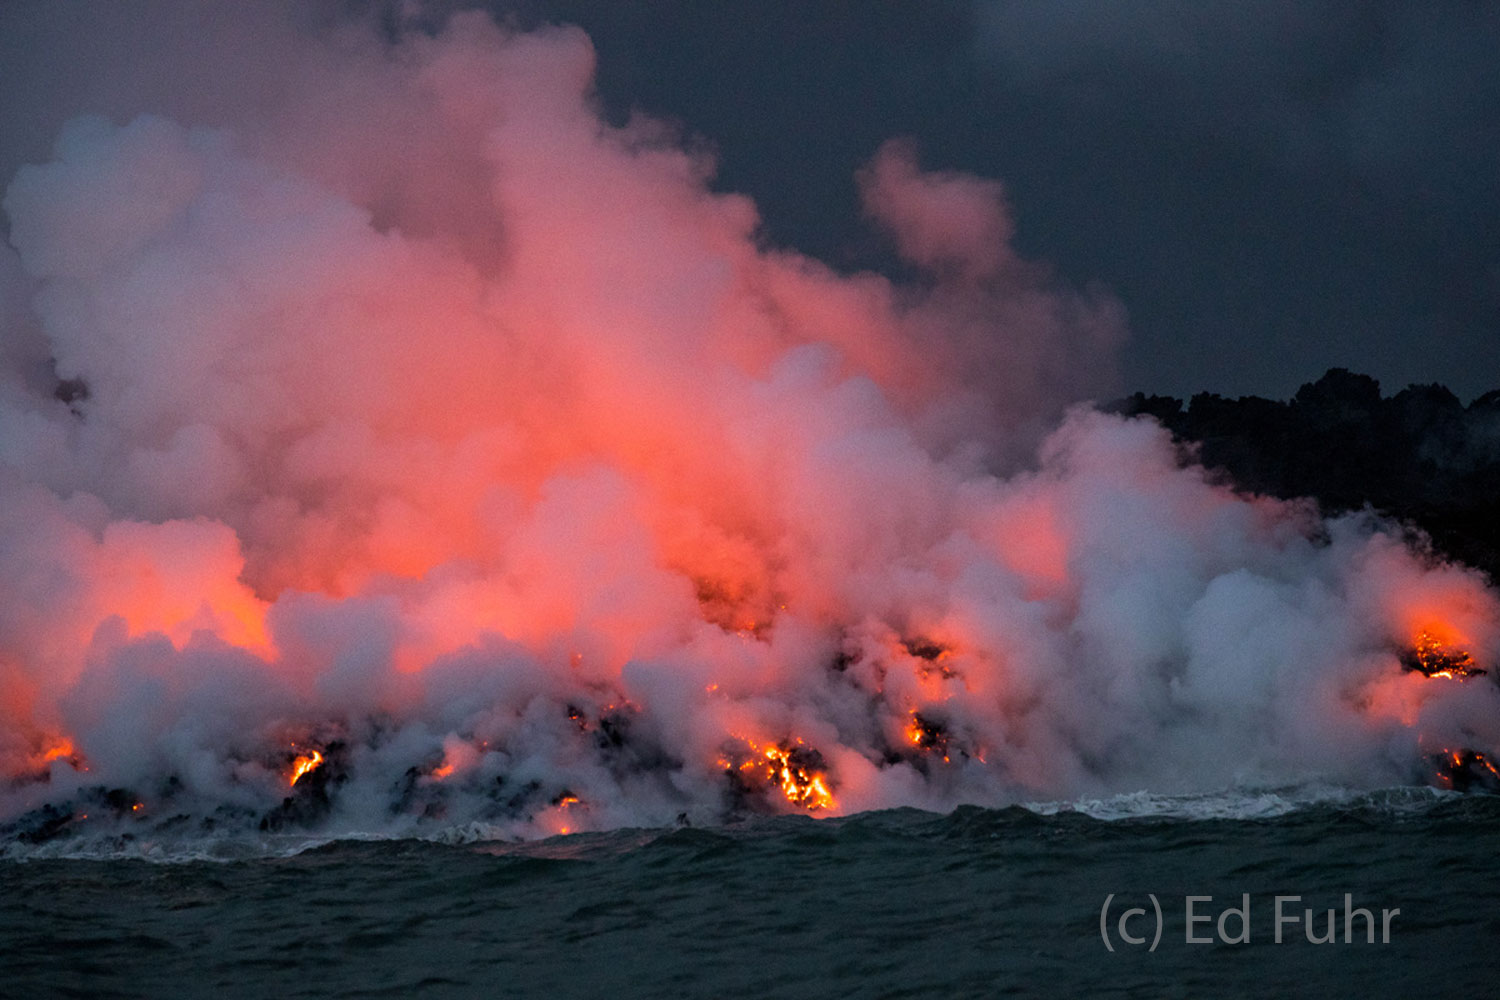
(4, 782, 1491, 864)
(1019, 783, 1465, 821)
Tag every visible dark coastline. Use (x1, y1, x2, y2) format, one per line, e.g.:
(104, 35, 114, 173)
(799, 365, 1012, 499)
(1110, 368, 1500, 583)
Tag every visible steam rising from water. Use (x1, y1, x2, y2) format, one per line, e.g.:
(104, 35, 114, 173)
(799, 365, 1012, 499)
(1, 7, 1496, 842)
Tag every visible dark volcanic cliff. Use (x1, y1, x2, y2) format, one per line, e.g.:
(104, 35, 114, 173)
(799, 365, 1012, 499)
(1109, 368, 1500, 582)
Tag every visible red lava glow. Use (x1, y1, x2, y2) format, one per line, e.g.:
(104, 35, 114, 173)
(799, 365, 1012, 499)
(764, 745, 836, 812)
(720, 739, 837, 812)
(1434, 748, 1500, 792)
(1401, 629, 1486, 680)
(539, 794, 583, 837)
(0, 7, 1497, 840)
(905, 711, 953, 763)
(289, 750, 324, 788)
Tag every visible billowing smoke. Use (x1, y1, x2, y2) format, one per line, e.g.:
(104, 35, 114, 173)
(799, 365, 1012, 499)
(1, 5, 1496, 845)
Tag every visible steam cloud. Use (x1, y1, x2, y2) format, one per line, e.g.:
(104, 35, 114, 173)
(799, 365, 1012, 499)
(1, 5, 1496, 843)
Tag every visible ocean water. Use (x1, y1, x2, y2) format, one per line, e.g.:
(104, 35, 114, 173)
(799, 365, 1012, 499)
(2, 789, 1497, 999)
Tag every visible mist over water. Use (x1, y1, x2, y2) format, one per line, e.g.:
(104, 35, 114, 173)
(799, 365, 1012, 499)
(1, 4, 1498, 849)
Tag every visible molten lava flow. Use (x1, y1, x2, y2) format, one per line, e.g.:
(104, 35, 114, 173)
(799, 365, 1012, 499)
(549, 793, 581, 836)
(763, 745, 836, 811)
(289, 749, 324, 787)
(720, 739, 836, 812)
(1434, 749, 1500, 793)
(905, 711, 952, 763)
(1401, 630, 1487, 680)
(23, 737, 87, 775)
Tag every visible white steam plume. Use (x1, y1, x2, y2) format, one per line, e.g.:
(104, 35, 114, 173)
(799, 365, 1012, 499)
(0, 4, 1494, 843)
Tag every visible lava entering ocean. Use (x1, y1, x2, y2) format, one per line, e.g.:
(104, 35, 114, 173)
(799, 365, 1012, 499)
(1401, 630, 1487, 680)
(1, 5, 1498, 847)
(288, 748, 324, 788)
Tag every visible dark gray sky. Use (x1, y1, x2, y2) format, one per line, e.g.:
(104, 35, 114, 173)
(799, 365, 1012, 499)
(488, 0, 1500, 402)
(3, 0, 1497, 402)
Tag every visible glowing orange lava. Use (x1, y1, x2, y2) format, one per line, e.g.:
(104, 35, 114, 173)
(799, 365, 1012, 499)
(1434, 748, 1500, 792)
(546, 793, 582, 836)
(289, 749, 324, 787)
(721, 738, 835, 812)
(1401, 629, 1486, 680)
(765, 745, 835, 810)
(23, 736, 87, 774)
(904, 711, 952, 762)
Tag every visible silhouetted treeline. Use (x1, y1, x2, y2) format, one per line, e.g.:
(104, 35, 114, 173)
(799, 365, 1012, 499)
(1108, 368, 1500, 581)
